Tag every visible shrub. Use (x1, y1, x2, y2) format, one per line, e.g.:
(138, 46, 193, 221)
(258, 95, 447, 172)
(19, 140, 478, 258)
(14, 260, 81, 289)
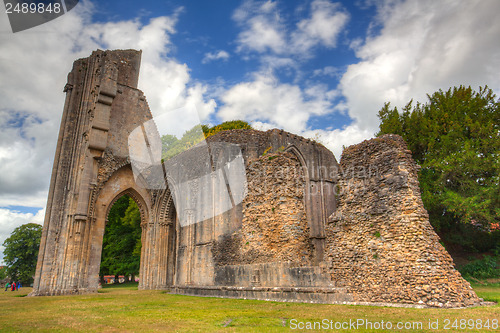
(459, 256, 499, 279)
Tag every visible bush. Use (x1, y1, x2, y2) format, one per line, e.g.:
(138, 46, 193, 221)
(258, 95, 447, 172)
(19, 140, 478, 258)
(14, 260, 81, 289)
(459, 256, 499, 279)
(202, 120, 252, 138)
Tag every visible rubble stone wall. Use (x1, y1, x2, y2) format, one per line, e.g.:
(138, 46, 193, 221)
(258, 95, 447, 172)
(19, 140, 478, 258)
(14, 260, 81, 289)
(325, 134, 480, 307)
(213, 151, 313, 266)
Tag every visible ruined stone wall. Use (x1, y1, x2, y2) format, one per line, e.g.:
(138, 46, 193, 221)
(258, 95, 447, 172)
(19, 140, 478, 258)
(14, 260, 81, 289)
(208, 150, 334, 291)
(207, 129, 338, 264)
(206, 129, 273, 162)
(213, 151, 313, 266)
(166, 129, 338, 292)
(34, 49, 481, 308)
(325, 134, 480, 307)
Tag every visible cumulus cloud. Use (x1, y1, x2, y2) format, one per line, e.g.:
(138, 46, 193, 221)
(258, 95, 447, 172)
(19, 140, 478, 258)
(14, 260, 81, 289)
(313, 65, 342, 78)
(202, 50, 230, 64)
(233, 0, 286, 54)
(303, 124, 373, 160)
(291, 0, 349, 55)
(218, 73, 337, 134)
(76, 8, 216, 123)
(340, 0, 500, 132)
(221, 0, 349, 143)
(221, 0, 361, 158)
(0, 112, 55, 207)
(225, 0, 500, 162)
(233, 0, 348, 57)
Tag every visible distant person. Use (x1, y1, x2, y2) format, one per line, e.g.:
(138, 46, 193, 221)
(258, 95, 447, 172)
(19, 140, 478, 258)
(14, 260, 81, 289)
(17, 281, 22, 289)
(11, 282, 16, 291)
(4, 282, 10, 291)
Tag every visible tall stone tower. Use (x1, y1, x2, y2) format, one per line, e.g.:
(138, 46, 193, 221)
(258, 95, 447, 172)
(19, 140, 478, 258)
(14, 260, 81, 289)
(32, 50, 153, 295)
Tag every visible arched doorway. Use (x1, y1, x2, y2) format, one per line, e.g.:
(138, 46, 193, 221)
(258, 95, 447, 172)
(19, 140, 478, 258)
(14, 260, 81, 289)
(99, 194, 142, 286)
(87, 165, 151, 292)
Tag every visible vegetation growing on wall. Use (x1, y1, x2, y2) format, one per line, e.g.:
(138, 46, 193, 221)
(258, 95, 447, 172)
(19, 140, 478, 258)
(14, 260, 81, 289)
(201, 120, 252, 138)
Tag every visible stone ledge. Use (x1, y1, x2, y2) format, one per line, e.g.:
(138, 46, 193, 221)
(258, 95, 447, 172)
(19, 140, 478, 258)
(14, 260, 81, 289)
(171, 285, 491, 308)
(174, 285, 347, 293)
(171, 285, 353, 304)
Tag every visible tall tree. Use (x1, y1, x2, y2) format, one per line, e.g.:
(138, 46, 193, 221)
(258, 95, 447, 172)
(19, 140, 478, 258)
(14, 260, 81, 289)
(377, 86, 500, 236)
(2, 223, 42, 284)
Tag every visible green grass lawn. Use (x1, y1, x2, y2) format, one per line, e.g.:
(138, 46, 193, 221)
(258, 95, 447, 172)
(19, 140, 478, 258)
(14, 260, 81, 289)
(0, 283, 498, 332)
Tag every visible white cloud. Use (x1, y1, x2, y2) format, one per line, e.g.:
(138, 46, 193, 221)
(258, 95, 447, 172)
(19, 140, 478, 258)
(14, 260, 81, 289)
(312, 65, 341, 78)
(233, 0, 348, 57)
(0, 208, 44, 265)
(339, 0, 500, 133)
(233, 0, 286, 54)
(0, 111, 54, 207)
(291, 0, 349, 55)
(218, 73, 337, 134)
(83, 15, 178, 65)
(222, 0, 350, 148)
(202, 50, 230, 64)
(228, 0, 500, 162)
(303, 124, 373, 160)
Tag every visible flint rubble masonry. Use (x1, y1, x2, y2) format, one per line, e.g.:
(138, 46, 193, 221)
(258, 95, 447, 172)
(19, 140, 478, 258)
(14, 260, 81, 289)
(326, 134, 480, 308)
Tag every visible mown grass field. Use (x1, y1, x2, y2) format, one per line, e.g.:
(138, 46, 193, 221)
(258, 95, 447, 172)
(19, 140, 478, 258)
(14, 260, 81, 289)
(0, 282, 498, 332)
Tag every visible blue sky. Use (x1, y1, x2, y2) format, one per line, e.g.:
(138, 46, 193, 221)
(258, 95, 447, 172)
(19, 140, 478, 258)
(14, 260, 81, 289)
(0, 0, 499, 263)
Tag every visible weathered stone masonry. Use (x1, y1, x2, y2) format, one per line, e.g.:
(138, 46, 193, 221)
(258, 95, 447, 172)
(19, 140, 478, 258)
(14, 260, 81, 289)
(32, 50, 480, 308)
(326, 135, 479, 307)
(31, 49, 153, 295)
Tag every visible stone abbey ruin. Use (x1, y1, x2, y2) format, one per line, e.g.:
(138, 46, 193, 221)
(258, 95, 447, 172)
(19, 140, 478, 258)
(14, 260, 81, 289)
(32, 50, 481, 308)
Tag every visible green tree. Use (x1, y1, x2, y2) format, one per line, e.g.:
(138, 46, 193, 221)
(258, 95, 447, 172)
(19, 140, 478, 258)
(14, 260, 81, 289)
(377, 86, 500, 237)
(161, 134, 179, 156)
(161, 126, 205, 161)
(0, 266, 7, 280)
(2, 223, 42, 284)
(100, 196, 142, 282)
